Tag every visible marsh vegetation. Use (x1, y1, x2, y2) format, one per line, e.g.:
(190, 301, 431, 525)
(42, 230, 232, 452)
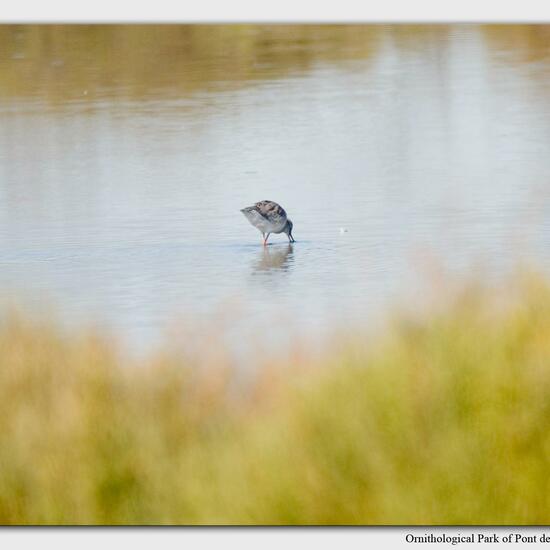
(0, 274, 549, 524)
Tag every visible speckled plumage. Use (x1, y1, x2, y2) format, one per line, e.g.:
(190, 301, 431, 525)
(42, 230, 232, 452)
(241, 200, 295, 245)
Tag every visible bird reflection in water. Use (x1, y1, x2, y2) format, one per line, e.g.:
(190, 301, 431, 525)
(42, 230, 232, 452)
(252, 244, 294, 274)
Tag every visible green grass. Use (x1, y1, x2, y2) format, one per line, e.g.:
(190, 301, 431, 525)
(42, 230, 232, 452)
(0, 274, 549, 524)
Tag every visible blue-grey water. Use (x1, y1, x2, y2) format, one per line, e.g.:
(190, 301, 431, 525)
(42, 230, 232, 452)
(0, 25, 549, 355)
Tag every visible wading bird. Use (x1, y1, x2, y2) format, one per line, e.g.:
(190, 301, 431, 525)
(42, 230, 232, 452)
(240, 200, 295, 246)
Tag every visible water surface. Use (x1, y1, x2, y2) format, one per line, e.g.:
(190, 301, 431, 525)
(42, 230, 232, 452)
(0, 25, 549, 354)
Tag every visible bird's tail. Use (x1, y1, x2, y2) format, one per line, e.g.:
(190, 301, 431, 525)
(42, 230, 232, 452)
(240, 206, 257, 218)
(241, 206, 265, 226)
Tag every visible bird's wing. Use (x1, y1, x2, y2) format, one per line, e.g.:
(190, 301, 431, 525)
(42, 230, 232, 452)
(254, 200, 287, 222)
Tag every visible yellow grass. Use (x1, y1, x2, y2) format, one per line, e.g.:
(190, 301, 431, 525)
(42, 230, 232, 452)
(0, 274, 549, 524)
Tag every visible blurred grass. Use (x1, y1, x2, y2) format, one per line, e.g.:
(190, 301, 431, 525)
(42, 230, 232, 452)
(0, 274, 549, 524)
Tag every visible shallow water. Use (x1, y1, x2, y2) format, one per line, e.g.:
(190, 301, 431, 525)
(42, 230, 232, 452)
(0, 25, 549, 354)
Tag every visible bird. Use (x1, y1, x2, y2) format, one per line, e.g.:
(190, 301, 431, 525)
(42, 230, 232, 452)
(240, 200, 295, 246)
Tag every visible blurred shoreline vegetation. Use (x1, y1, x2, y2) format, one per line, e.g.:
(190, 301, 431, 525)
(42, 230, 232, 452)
(0, 24, 548, 104)
(0, 272, 549, 524)
(0, 25, 382, 102)
(483, 24, 550, 62)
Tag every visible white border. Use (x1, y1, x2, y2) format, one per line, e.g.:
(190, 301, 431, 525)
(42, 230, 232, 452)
(2, 527, 550, 550)
(1, 0, 550, 22)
